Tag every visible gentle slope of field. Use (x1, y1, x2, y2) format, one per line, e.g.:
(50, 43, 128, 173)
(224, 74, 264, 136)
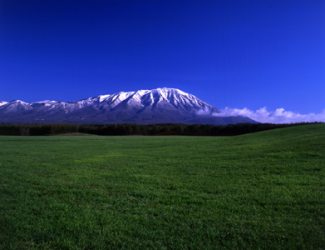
(0, 124, 324, 249)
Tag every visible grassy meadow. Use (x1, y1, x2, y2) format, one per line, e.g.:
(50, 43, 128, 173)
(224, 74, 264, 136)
(0, 124, 324, 249)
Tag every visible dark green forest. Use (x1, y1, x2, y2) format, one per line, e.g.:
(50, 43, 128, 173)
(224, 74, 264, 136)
(0, 123, 320, 136)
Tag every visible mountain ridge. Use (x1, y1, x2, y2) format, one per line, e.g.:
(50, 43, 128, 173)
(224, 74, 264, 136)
(0, 88, 256, 125)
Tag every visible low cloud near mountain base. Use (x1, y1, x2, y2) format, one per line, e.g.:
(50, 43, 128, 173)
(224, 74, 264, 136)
(214, 107, 325, 124)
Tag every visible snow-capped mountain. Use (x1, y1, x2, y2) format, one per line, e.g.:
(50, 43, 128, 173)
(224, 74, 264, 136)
(0, 88, 255, 124)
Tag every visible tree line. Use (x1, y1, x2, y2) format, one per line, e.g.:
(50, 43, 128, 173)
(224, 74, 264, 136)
(0, 123, 319, 136)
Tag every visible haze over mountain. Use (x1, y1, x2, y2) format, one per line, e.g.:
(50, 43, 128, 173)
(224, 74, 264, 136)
(0, 88, 254, 125)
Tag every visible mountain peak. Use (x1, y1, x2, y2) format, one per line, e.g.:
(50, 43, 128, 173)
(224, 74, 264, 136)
(9, 100, 30, 105)
(92, 88, 217, 114)
(34, 100, 58, 104)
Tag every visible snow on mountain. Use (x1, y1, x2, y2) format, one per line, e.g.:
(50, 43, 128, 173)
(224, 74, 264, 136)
(98, 95, 111, 102)
(102, 91, 136, 108)
(89, 88, 217, 113)
(0, 100, 32, 112)
(0, 88, 255, 124)
(0, 101, 8, 107)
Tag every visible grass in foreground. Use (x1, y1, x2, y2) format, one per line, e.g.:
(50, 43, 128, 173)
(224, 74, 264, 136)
(0, 124, 324, 249)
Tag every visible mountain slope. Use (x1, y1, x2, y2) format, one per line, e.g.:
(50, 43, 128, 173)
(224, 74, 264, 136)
(0, 88, 256, 124)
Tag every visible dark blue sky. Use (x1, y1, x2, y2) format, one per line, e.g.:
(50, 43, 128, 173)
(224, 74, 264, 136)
(0, 0, 324, 112)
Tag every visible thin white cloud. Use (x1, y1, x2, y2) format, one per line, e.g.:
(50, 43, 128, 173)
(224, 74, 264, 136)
(213, 107, 325, 124)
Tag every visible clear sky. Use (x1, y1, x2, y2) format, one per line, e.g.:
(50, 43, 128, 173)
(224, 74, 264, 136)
(0, 0, 324, 113)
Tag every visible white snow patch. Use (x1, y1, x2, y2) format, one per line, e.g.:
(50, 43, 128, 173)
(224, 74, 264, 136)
(0, 101, 8, 107)
(98, 95, 111, 102)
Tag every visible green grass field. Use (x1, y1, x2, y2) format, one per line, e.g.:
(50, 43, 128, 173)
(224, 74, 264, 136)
(0, 124, 324, 249)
